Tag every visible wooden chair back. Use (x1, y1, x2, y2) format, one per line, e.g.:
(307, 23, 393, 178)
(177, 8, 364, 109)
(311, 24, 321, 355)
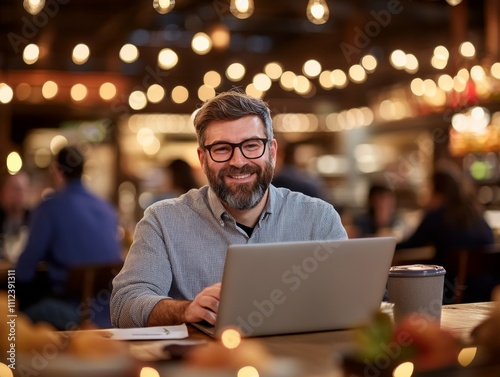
(65, 261, 123, 324)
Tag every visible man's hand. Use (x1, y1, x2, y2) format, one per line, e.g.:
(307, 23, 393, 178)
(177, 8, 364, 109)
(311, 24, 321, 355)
(184, 282, 221, 324)
(146, 283, 221, 326)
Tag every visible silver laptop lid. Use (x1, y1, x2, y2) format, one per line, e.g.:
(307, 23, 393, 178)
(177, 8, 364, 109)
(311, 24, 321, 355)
(212, 237, 396, 338)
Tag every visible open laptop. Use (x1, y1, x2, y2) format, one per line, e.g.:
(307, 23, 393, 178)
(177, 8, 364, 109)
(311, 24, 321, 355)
(193, 237, 396, 338)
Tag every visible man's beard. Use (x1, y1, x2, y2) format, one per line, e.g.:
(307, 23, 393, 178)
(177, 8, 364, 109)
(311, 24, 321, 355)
(205, 159, 274, 210)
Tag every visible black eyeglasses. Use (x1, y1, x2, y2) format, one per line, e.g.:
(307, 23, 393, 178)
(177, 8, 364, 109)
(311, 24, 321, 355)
(203, 138, 269, 163)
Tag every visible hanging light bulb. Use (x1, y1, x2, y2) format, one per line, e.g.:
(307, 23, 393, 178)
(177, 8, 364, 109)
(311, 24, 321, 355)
(230, 0, 254, 19)
(153, 0, 175, 14)
(306, 0, 329, 25)
(23, 0, 45, 15)
(446, 0, 462, 5)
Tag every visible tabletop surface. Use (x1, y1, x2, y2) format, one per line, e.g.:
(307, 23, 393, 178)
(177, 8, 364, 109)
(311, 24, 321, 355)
(146, 301, 498, 377)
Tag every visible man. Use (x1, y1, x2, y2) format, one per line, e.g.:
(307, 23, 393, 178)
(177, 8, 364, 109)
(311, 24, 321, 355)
(111, 91, 347, 328)
(0, 171, 31, 262)
(16, 146, 122, 327)
(272, 141, 331, 202)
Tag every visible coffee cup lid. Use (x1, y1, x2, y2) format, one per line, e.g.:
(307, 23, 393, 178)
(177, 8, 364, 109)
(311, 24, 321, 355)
(389, 264, 446, 277)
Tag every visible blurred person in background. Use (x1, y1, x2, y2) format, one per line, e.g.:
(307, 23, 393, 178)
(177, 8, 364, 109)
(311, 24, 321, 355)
(0, 170, 31, 263)
(152, 158, 200, 203)
(349, 182, 405, 240)
(168, 158, 200, 195)
(272, 141, 331, 202)
(15, 146, 123, 329)
(396, 166, 495, 303)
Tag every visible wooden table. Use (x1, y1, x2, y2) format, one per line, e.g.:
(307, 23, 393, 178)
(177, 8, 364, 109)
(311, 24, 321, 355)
(151, 302, 498, 377)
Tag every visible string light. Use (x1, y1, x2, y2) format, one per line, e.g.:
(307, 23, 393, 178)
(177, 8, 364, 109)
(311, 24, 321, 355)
(230, 0, 254, 19)
(153, 0, 175, 14)
(306, 0, 329, 25)
(23, 0, 45, 15)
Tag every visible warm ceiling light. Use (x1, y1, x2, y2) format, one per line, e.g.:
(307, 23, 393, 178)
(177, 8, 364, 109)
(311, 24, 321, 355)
(404, 54, 419, 73)
(119, 44, 139, 63)
(390, 49, 406, 69)
(303, 59, 322, 78)
(153, 0, 175, 14)
(264, 62, 283, 80)
(70, 84, 87, 101)
(147, 84, 165, 103)
(99, 82, 117, 100)
(319, 70, 334, 89)
(306, 0, 329, 25)
(423, 79, 437, 97)
(446, 0, 462, 5)
(470, 65, 486, 82)
(230, 0, 254, 19)
(431, 56, 447, 70)
(491, 62, 500, 79)
(434, 45, 449, 60)
(457, 68, 470, 81)
(437, 74, 454, 92)
(191, 32, 212, 55)
(23, 0, 45, 15)
(280, 71, 296, 91)
(459, 41, 476, 58)
(42, 81, 58, 99)
(198, 85, 215, 101)
(453, 76, 467, 92)
(211, 25, 230, 49)
(331, 69, 348, 88)
(253, 73, 272, 91)
(171, 86, 189, 104)
(72, 44, 90, 65)
(23, 43, 39, 64)
(245, 83, 263, 99)
(6, 152, 23, 174)
(226, 62, 246, 81)
(361, 55, 377, 72)
(158, 48, 178, 69)
(410, 78, 425, 96)
(293, 75, 312, 95)
(348, 64, 367, 83)
(0, 83, 14, 104)
(129, 90, 147, 110)
(203, 71, 222, 88)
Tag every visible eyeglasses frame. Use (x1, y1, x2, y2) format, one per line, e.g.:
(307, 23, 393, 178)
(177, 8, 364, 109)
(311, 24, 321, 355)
(203, 137, 269, 163)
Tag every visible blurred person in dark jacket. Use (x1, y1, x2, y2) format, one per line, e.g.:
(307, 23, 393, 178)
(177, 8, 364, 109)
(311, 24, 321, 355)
(272, 141, 331, 202)
(151, 158, 200, 203)
(16, 146, 122, 329)
(397, 166, 495, 303)
(350, 183, 405, 240)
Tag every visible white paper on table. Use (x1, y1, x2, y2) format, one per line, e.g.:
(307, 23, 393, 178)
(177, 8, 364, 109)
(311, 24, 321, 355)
(96, 324, 189, 340)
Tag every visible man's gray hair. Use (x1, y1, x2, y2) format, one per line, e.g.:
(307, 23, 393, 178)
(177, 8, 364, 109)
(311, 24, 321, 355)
(193, 90, 273, 147)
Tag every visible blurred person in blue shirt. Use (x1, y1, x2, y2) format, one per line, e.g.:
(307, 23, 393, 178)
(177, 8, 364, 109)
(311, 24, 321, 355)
(16, 146, 122, 328)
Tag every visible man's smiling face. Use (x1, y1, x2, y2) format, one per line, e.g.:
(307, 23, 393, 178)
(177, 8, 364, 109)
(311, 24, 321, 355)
(198, 115, 277, 210)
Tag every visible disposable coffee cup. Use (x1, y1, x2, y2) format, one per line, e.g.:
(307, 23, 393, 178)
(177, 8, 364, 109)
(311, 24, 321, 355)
(387, 264, 446, 324)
